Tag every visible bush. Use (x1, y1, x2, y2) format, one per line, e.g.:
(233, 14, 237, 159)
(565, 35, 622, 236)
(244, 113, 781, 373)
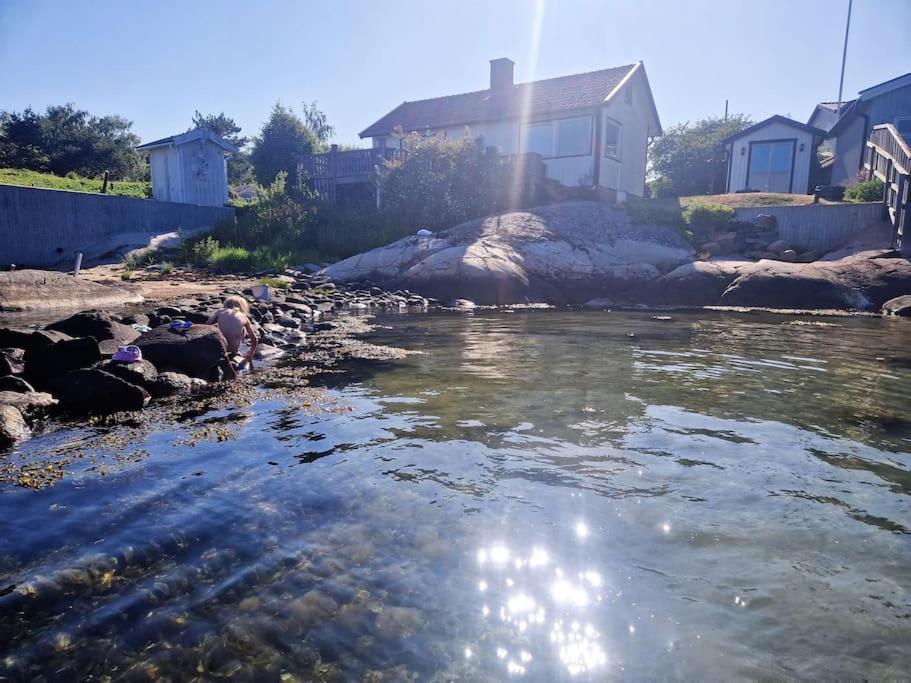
(683, 203, 735, 232)
(844, 178, 884, 203)
(160, 262, 174, 275)
(187, 236, 220, 267)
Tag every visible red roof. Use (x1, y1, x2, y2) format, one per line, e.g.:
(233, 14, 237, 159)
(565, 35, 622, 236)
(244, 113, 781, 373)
(359, 64, 638, 138)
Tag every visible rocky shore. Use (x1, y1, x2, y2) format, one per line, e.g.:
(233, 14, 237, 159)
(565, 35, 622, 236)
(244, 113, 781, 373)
(0, 271, 433, 454)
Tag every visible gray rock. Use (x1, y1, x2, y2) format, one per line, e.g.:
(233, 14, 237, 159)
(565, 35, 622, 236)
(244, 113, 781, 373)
(49, 369, 150, 413)
(0, 269, 142, 313)
(0, 376, 34, 393)
(46, 311, 140, 344)
(99, 359, 158, 390)
(881, 295, 911, 317)
(136, 324, 234, 381)
(25, 337, 102, 385)
(0, 328, 71, 353)
(0, 404, 30, 448)
(0, 348, 25, 375)
(767, 240, 790, 255)
(0, 390, 57, 412)
(150, 371, 204, 397)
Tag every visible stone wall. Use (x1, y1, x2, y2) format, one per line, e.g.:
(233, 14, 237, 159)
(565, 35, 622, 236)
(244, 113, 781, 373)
(0, 184, 235, 267)
(732, 202, 885, 252)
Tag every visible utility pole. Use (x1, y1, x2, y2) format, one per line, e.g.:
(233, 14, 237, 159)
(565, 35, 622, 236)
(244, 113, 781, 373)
(724, 99, 729, 121)
(834, 0, 853, 157)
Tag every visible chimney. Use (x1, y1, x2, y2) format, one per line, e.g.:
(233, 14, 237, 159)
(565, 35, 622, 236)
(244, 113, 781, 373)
(489, 58, 514, 91)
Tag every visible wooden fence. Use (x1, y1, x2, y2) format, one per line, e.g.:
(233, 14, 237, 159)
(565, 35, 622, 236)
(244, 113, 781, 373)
(865, 124, 910, 253)
(733, 202, 885, 252)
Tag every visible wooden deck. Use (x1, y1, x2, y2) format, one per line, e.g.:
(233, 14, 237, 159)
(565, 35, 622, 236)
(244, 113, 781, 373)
(865, 124, 911, 253)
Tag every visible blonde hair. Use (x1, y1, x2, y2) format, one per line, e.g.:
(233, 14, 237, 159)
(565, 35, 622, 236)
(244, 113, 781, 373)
(223, 295, 250, 314)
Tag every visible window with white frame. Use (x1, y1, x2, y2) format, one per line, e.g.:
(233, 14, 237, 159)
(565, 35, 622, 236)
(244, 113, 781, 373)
(604, 119, 621, 159)
(520, 116, 592, 158)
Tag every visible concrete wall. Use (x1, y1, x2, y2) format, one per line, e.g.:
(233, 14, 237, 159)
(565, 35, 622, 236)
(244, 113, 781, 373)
(733, 201, 884, 251)
(0, 184, 235, 267)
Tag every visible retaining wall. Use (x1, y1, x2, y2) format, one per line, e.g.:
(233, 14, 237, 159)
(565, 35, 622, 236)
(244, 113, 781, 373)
(0, 184, 235, 267)
(733, 202, 884, 251)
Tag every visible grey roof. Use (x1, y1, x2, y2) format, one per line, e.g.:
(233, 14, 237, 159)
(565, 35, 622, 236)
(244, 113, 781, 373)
(136, 128, 238, 153)
(360, 62, 656, 138)
(721, 115, 826, 144)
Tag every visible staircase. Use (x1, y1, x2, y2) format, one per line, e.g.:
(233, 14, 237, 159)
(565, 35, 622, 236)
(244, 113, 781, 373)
(865, 124, 911, 254)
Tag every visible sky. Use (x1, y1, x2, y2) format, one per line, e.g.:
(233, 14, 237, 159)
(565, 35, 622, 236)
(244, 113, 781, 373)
(1, 0, 909, 148)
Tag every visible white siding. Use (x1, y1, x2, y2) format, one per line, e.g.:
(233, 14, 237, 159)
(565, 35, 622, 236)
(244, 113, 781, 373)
(828, 115, 866, 186)
(178, 139, 229, 206)
(726, 122, 817, 194)
(599, 70, 651, 197)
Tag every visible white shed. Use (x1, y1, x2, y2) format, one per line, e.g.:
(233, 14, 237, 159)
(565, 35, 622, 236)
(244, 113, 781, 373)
(136, 129, 238, 207)
(722, 116, 825, 194)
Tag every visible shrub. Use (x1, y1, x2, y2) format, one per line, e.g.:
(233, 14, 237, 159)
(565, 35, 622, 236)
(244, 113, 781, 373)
(259, 275, 290, 289)
(121, 269, 133, 281)
(844, 178, 884, 203)
(160, 262, 174, 275)
(682, 203, 735, 232)
(187, 236, 220, 267)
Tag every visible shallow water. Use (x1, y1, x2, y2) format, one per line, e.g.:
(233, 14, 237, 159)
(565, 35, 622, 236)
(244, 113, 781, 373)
(2, 310, 910, 680)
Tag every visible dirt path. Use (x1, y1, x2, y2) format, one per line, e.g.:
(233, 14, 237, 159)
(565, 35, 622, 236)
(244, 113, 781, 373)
(79, 264, 259, 304)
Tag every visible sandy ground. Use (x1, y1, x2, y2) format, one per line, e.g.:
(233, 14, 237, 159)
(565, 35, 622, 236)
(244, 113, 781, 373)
(79, 264, 259, 304)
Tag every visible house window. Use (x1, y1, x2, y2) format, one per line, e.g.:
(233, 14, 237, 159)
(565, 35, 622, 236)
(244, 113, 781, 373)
(519, 116, 592, 158)
(604, 119, 621, 159)
(747, 140, 794, 193)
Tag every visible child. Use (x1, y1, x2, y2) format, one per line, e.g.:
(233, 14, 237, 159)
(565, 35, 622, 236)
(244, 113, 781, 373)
(206, 295, 258, 361)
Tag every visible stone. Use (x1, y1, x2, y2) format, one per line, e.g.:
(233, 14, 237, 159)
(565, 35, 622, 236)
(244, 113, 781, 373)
(700, 241, 722, 257)
(149, 371, 207, 397)
(49, 369, 150, 413)
(25, 337, 102, 385)
(0, 376, 34, 393)
(0, 328, 71, 353)
(779, 249, 798, 262)
(0, 404, 30, 448)
(0, 269, 143, 313)
(136, 325, 235, 381)
(0, 348, 25, 375)
(881, 295, 911, 317)
(45, 311, 140, 344)
(322, 201, 694, 305)
(99, 359, 159, 391)
(0, 391, 57, 412)
(767, 240, 789, 255)
(721, 252, 911, 310)
(632, 260, 751, 307)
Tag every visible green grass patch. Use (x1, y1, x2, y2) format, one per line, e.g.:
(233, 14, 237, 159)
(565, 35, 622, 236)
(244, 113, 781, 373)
(259, 276, 290, 289)
(0, 168, 150, 198)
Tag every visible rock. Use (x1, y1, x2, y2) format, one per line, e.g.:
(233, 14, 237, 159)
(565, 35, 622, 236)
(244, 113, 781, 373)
(0, 376, 34, 392)
(25, 337, 102, 385)
(49, 369, 150, 413)
(135, 325, 235, 381)
(633, 259, 751, 307)
(881, 295, 911, 316)
(721, 253, 911, 310)
(322, 201, 694, 305)
(767, 240, 789, 255)
(0, 348, 25, 375)
(451, 298, 477, 309)
(118, 313, 150, 327)
(150, 371, 206, 397)
(0, 328, 71, 352)
(45, 311, 140, 344)
(0, 270, 143, 312)
(779, 249, 798, 262)
(0, 404, 30, 448)
(0, 391, 57, 412)
(99, 359, 159, 391)
(700, 241, 722, 257)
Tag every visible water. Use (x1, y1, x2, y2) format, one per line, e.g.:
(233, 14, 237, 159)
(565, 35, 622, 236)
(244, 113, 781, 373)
(2, 310, 910, 680)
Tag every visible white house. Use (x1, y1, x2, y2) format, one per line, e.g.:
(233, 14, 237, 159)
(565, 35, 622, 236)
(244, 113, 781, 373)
(136, 129, 237, 207)
(359, 59, 662, 200)
(722, 116, 825, 194)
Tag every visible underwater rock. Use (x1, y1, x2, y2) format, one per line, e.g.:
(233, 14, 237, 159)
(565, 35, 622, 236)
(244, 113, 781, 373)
(288, 590, 339, 629)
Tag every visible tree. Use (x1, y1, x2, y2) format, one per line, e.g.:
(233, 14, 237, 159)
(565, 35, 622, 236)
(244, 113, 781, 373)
(250, 103, 320, 186)
(0, 103, 142, 179)
(648, 114, 751, 197)
(301, 101, 334, 145)
(190, 111, 252, 185)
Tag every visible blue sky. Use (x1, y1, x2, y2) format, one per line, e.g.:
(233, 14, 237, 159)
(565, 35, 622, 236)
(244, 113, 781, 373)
(1, 0, 908, 147)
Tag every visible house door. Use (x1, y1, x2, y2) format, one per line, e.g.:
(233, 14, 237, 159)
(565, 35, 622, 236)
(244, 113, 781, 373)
(748, 140, 794, 192)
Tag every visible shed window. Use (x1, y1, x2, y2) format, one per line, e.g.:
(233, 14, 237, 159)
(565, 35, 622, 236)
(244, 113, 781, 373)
(520, 116, 592, 158)
(604, 120, 621, 159)
(748, 140, 794, 192)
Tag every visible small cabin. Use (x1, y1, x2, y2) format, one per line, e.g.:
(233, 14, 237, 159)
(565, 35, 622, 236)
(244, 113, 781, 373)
(722, 116, 825, 194)
(136, 129, 237, 206)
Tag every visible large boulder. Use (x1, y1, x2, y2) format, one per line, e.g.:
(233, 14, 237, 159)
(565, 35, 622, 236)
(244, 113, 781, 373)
(49, 369, 150, 413)
(0, 328, 71, 353)
(322, 202, 694, 304)
(0, 348, 25, 376)
(0, 376, 34, 393)
(98, 359, 159, 391)
(135, 324, 235, 381)
(0, 391, 57, 412)
(46, 311, 140, 344)
(721, 253, 911, 310)
(150, 371, 208, 398)
(24, 337, 102, 386)
(0, 404, 30, 448)
(881, 295, 911, 317)
(631, 259, 752, 307)
(0, 270, 143, 312)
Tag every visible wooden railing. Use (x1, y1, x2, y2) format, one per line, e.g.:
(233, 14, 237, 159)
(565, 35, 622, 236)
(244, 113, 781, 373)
(865, 124, 911, 253)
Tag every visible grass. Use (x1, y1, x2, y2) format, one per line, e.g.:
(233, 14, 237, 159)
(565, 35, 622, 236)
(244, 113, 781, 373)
(259, 275, 290, 289)
(160, 262, 174, 275)
(0, 168, 150, 198)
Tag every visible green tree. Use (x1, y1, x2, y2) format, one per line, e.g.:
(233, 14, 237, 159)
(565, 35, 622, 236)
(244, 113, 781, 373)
(0, 103, 142, 179)
(301, 101, 335, 145)
(648, 114, 751, 197)
(191, 110, 252, 185)
(250, 103, 320, 186)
